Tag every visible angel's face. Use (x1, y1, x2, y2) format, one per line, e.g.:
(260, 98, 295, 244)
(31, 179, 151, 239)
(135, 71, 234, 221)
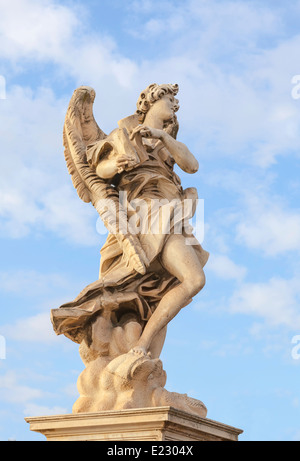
(152, 94, 179, 123)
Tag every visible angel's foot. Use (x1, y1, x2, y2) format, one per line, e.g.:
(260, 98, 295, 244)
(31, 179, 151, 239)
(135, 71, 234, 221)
(129, 346, 151, 358)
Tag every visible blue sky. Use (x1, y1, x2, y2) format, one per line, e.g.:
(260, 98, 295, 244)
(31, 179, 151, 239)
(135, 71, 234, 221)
(0, 0, 300, 441)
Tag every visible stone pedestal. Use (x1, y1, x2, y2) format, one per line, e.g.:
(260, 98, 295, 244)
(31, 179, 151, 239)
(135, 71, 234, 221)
(25, 406, 243, 441)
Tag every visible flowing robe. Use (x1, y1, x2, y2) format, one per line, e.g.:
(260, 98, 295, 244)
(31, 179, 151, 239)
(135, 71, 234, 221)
(51, 122, 209, 343)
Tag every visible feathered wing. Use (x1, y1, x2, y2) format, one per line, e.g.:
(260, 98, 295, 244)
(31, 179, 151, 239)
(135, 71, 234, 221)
(63, 86, 106, 203)
(63, 86, 149, 275)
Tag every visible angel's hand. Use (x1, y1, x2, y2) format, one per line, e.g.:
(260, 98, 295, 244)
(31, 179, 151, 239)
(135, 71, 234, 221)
(130, 125, 164, 141)
(116, 154, 136, 173)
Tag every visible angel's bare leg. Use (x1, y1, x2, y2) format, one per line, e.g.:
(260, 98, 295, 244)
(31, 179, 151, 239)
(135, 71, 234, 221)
(134, 234, 205, 354)
(149, 326, 167, 358)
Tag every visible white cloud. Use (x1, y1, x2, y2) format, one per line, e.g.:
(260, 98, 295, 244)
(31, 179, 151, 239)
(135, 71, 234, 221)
(203, 167, 300, 259)
(0, 370, 68, 416)
(0, 2, 140, 246)
(0, 270, 70, 296)
(0, 371, 45, 404)
(0, 267, 84, 343)
(1, 0, 299, 167)
(23, 403, 67, 417)
(0, 0, 138, 89)
(198, 335, 253, 357)
(0, 0, 80, 61)
(3, 312, 58, 344)
(0, 0, 299, 250)
(39, 185, 100, 246)
(126, 1, 300, 167)
(197, 160, 300, 306)
(235, 195, 300, 257)
(128, 0, 281, 44)
(0, 85, 100, 245)
(207, 253, 247, 281)
(229, 276, 300, 330)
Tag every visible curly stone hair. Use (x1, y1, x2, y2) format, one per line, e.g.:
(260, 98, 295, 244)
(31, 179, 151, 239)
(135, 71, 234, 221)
(136, 83, 180, 138)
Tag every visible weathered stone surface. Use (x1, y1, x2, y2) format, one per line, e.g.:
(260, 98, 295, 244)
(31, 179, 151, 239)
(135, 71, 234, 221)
(25, 407, 243, 441)
(48, 84, 210, 415)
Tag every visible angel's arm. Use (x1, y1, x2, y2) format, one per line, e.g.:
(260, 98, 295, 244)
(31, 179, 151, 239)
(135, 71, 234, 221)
(96, 151, 132, 179)
(130, 126, 198, 174)
(95, 151, 118, 179)
(160, 131, 199, 174)
(89, 128, 139, 180)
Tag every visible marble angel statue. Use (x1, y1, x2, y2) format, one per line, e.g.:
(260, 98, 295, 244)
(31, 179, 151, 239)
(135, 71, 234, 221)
(51, 84, 209, 416)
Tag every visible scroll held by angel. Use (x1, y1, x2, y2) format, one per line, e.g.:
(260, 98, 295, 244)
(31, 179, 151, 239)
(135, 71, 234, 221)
(51, 84, 209, 416)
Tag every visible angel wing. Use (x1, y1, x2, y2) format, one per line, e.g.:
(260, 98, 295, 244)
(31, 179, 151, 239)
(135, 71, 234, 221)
(63, 86, 105, 203)
(63, 86, 149, 274)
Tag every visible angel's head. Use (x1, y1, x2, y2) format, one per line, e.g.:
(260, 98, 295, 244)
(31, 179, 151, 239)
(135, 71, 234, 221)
(136, 83, 180, 138)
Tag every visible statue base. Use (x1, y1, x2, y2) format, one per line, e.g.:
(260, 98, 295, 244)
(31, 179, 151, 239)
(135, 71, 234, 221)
(25, 406, 243, 441)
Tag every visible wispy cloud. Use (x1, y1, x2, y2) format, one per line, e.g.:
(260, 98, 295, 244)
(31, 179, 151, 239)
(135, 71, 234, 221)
(0, 270, 70, 297)
(0, 0, 80, 62)
(0, 85, 100, 245)
(23, 403, 68, 417)
(0, 370, 68, 417)
(235, 195, 300, 257)
(125, 0, 300, 167)
(0, 370, 45, 404)
(0, 0, 299, 248)
(0, 0, 138, 88)
(2, 312, 59, 344)
(229, 276, 300, 330)
(207, 253, 247, 281)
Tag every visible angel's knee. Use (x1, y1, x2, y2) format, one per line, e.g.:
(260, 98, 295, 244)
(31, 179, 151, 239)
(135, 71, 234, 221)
(184, 270, 205, 297)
